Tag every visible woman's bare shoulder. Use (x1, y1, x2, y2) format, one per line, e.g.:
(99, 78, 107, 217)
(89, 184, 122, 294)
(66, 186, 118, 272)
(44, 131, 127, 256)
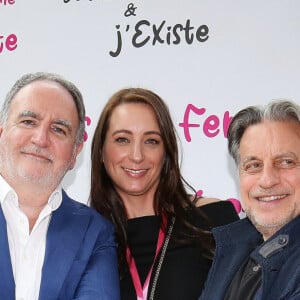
(190, 195, 222, 207)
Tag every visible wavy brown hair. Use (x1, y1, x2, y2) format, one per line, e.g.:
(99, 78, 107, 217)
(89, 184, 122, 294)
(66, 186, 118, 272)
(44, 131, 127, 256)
(90, 88, 214, 275)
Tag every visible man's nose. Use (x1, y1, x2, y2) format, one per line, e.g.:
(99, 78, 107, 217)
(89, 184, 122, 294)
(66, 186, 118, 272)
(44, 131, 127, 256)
(31, 126, 50, 147)
(258, 164, 280, 189)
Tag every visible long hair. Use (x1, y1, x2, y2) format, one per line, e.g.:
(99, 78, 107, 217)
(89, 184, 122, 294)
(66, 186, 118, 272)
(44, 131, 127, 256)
(90, 88, 214, 274)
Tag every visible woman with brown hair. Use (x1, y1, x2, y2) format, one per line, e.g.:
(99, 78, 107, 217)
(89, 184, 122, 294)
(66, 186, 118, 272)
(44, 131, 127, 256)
(90, 88, 239, 300)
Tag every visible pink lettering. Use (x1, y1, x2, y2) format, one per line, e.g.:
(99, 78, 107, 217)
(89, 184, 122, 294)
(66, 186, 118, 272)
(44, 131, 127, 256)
(179, 104, 234, 141)
(178, 104, 205, 142)
(0, 34, 17, 54)
(196, 190, 203, 197)
(223, 111, 233, 137)
(203, 114, 219, 137)
(227, 198, 242, 213)
(0, 0, 15, 5)
(84, 116, 91, 142)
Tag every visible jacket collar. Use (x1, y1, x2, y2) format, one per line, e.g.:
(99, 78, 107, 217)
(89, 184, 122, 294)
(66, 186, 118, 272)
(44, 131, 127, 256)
(213, 215, 300, 264)
(38, 191, 91, 300)
(213, 217, 263, 247)
(0, 206, 15, 299)
(0, 190, 90, 300)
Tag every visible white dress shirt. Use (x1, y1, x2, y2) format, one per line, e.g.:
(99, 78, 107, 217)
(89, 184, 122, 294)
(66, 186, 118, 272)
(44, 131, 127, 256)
(0, 176, 62, 300)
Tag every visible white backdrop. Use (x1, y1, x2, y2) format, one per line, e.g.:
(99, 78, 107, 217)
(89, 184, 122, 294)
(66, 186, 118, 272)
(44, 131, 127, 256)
(1, 0, 300, 208)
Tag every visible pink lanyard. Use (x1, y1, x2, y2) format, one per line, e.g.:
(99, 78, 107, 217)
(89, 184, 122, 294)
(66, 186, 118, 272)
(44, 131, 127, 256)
(126, 218, 166, 300)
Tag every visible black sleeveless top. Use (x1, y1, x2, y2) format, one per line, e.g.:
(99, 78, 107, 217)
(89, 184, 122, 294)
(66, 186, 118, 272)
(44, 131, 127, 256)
(121, 201, 239, 300)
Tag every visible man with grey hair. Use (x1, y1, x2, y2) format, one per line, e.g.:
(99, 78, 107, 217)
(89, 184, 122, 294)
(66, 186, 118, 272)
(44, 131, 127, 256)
(200, 100, 300, 300)
(0, 72, 120, 299)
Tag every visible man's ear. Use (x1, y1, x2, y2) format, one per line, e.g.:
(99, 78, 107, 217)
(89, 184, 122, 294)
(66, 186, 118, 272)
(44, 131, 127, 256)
(69, 142, 83, 170)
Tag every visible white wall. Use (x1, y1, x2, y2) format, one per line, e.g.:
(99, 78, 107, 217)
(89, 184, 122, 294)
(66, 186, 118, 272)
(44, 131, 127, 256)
(1, 0, 300, 208)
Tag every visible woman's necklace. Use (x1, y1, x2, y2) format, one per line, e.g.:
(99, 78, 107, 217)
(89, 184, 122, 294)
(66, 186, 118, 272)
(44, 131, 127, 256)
(148, 216, 175, 300)
(126, 216, 176, 300)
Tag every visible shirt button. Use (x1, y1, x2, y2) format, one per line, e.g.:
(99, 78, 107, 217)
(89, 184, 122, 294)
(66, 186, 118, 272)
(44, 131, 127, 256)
(253, 265, 261, 272)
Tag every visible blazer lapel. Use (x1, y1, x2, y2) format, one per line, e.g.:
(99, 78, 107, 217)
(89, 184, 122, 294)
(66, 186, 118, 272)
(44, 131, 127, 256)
(0, 206, 15, 299)
(39, 195, 91, 300)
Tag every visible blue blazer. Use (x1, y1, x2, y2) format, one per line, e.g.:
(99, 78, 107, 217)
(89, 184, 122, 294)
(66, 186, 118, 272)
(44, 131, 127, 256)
(0, 190, 120, 300)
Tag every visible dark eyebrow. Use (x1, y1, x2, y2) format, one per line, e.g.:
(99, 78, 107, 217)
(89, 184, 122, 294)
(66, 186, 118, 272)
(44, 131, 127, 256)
(241, 152, 299, 166)
(241, 156, 259, 165)
(112, 130, 161, 136)
(18, 110, 41, 119)
(53, 119, 72, 133)
(145, 131, 161, 136)
(274, 152, 298, 160)
(112, 130, 131, 136)
(18, 110, 72, 133)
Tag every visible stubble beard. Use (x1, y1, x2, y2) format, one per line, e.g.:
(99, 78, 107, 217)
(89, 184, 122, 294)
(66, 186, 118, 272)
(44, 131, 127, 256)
(245, 206, 296, 240)
(0, 147, 73, 191)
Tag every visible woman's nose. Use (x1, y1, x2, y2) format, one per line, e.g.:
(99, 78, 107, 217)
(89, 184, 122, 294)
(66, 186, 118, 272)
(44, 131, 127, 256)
(129, 143, 144, 163)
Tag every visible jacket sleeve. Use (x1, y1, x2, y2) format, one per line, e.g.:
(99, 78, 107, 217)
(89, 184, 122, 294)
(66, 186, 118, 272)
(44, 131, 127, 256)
(73, 221, 120, 300)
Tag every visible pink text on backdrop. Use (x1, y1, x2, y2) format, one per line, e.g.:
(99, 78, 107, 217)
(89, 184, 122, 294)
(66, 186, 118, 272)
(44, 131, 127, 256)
(0, 34, 17, 53)
(0, 0, 15, 5)
(63, 0, 93, 2)
(179, 104, 233, 142)
(83, 116, 91, 142)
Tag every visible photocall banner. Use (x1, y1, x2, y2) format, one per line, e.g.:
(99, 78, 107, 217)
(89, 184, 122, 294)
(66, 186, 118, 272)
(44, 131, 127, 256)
(1, 0, 300, 211)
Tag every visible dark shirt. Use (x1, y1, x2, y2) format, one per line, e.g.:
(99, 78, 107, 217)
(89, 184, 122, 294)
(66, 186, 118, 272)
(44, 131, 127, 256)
(224, 257, 262, 300)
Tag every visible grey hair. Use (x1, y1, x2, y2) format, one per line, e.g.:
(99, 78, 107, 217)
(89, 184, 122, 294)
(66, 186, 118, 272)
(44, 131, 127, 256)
(227, 99, 300, 166)
(1, 72, 86, 145)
